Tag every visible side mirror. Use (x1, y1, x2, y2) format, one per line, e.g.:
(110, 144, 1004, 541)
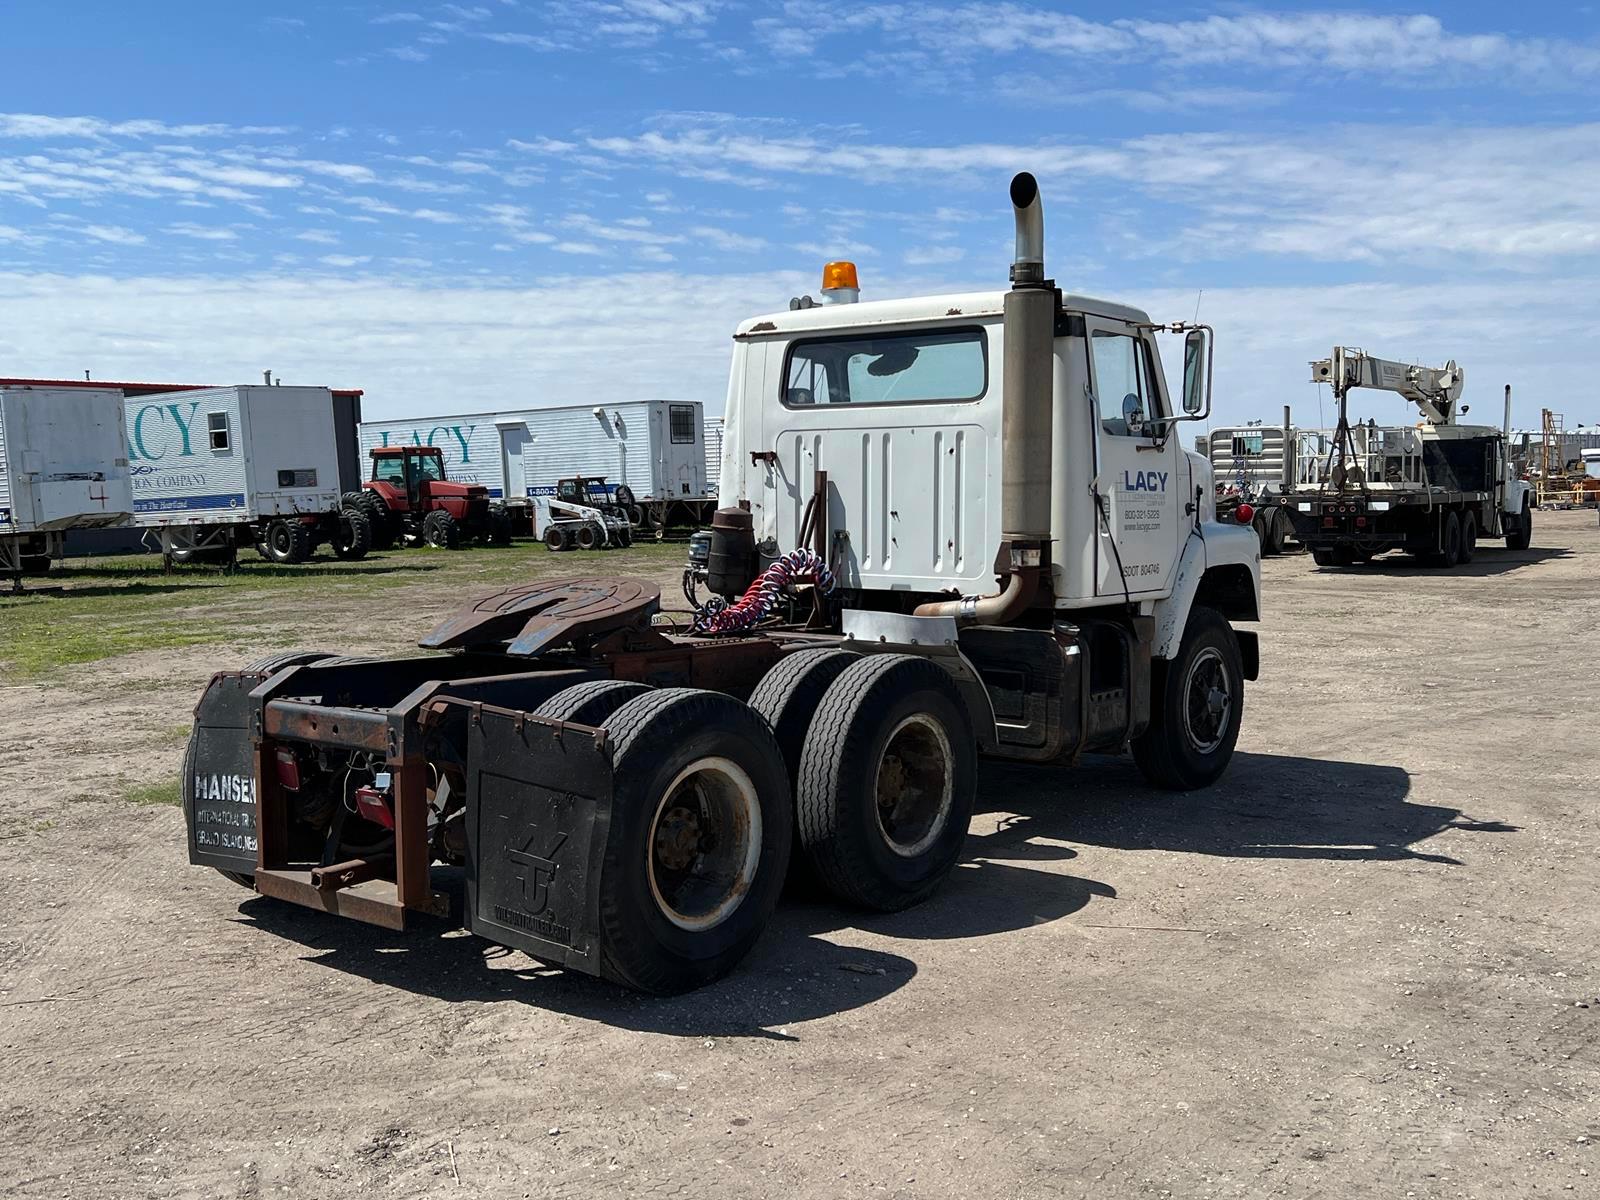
(1182, 328, 1209, 415)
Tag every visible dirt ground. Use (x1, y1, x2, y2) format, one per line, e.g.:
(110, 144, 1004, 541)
(2, 514, 1596, 1199)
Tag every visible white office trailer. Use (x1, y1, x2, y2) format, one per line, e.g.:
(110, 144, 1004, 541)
(127, 386, 355, 564)
(357, 399, 713, 532)
(0, 385, 134, 584)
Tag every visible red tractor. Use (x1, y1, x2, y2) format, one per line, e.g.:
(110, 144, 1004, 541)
(345, 446, 512, 550)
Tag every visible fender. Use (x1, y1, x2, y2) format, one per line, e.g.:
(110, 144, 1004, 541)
(1151, 520, 1260, 660)
(1502, 478, 1531, 515)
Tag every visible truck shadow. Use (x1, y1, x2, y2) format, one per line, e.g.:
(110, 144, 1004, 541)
(975, 751, 1517, 866)
(1313, 546, 1568, 577)
(236, 855, 1115, 1037)
(234, 749, 1501, 1035)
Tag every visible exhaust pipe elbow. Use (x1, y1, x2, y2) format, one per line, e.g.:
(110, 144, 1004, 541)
(1010, 171, 1044, 287)
(913, 562, 1040, 625)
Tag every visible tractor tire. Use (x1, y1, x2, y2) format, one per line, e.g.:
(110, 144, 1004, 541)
(535, 679, 652, 726)
(593, 688, 792, 994)
(796, 654, 976, 912)
(575, 521, 600, 550)
(1506, 498, 1532, 551)
(485, 506, 513, 547)
(349, 490, 397, 551)
(265, 520, 312, 565)
(1131, 605, 1244, 791)
(749, 648, 860, 785)
(626, 504, 646, 528)
(544, 525, 570, 552)
(615, 485, 636, 509)
(422, 509, 461, 550)
(1459, 509, 1478, 564)
(332, 508, 371, 561)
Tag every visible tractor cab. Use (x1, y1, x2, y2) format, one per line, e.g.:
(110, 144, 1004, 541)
(370, 446, 455, 506)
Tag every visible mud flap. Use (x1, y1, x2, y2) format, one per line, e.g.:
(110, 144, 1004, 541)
(463, 707, 615, 977)
(184, 674, 263, 876)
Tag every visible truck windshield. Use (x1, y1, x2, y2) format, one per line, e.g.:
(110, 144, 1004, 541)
(784, 327, 986, 407)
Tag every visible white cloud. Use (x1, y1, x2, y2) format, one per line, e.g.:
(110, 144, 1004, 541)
(752, 6, 1600, 88)
(166, 222, 237, 241)
(294, 229, 340, 244)
(78, 224, 146, 245)
(0, 113, 289, 139)
(318, 254, 371, 267)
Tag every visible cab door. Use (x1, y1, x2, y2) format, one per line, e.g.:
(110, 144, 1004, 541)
(1085, 318, 1182, 597)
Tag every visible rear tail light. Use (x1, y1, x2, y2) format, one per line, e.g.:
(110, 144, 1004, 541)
(1322, 516, 1335, 527)
(1355, 516, 1367, 528)
(354, 783, 395, 830)
(274, 747, 302, 791)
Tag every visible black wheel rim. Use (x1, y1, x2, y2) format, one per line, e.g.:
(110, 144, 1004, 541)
(1182, 647, 1232, 756)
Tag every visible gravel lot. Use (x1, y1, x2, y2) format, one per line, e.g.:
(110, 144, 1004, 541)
(1, 513, 1596, 1199)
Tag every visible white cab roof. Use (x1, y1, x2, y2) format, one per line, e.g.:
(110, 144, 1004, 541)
(734, 290, 1152, 338)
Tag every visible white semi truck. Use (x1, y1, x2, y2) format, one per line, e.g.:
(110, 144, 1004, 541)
(182, 173, 1262, 993)
(128, 385, 369, 566)
(0, 385, 133, 588)
(1285, 349, 1532, 566)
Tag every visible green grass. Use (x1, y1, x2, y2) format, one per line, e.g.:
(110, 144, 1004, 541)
(124, 778, 181, 807)
(0, 539, 686, 680)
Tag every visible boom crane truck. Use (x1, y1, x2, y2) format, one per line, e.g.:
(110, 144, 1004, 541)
(1286, 348, 1532, 566)
(181, 174, 1262, 994)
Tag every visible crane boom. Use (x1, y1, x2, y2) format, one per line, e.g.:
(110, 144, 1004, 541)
(1310, 346, 1465, 425)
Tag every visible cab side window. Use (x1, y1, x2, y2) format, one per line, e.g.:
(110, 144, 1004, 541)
(1090, 332, 1163, 437)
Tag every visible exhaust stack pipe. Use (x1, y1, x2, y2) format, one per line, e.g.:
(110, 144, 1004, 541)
(917, 171, 1054, 624)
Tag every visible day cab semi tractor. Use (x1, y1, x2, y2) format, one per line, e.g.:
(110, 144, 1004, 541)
(182, 174, 1262, 993)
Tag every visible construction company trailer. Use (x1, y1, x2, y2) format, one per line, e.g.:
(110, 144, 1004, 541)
(0, 385, 133, 585)
(128, 385, 369, 565)
(358, 399, 712, 532)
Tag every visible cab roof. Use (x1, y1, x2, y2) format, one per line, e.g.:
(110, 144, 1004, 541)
(733, 289, 1152, 339)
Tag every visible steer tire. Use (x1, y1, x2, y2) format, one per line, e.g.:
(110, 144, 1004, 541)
(535, 679, 652, 726)
(332, 508, 372, 561)
(544, 525, 570, 552)
(796, 654, 976, 912)
(1506, 499, 1532, 551)
(749, 648, 861, 785)
(422, 509, 461, 550)
(265, 520, 312, 565)
(1131, 605, 1244, 792)
(595, 688, 793, 994)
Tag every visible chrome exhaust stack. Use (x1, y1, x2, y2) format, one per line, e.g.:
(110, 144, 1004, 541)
(917, 171, 1053, 624)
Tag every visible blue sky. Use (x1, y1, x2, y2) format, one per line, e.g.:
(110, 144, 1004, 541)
(2, 1, 1598, 428)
